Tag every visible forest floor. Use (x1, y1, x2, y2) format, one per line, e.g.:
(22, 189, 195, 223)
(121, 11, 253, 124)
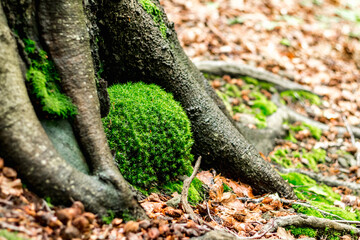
(2, 0, 360, 239)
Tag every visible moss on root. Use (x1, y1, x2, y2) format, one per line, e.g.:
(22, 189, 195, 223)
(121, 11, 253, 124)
(23, 39, 76, 118)
(138, 0, 167, 38)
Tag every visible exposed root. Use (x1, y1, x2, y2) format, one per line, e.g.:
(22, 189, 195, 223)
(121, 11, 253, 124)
(237, 196, 345, 220)
(194, 61, 313, 93)
(277, 167, 360, 194)
(181, 156, 203, 224)
(262, 215, 360, 235)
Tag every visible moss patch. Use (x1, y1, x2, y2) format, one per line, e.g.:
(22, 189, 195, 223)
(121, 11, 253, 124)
(281, 90, 321, 106)
(24, 39, 76, 118)
(139, 0, 167, 38)
(270, 148, 325, 171)
(286, 122, 322, 142)
(103, 82, 193, 188)
(216, 81, 277, 128)
(281, 172, 360, 221)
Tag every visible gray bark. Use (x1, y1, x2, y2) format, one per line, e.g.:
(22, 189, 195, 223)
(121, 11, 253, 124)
(96, 0, 296, 199)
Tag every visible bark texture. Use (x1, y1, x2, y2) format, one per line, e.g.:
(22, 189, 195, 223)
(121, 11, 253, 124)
(0, 3, 145, 218)
(97, 0, 296, 198)
(37, 0, 146, 219)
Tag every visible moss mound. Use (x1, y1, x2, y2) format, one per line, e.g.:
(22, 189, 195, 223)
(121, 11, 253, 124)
(103, 82, 194, 188)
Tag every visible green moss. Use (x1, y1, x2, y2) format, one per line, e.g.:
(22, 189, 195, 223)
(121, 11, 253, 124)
(271, 148, 325, 171)
(0, 230, 28, 240)
(223, 183, 232, 192)
(102, 210, 115, 224)
(281, 172, 360, 221)
(139, 0, 167, 38)
(281, 172, 316, 186)
(23, 39, 76, 118)
(286, 226, 354, 240)
(286, 122, 322, 141)
(281, 90, 321, 106)
(287, 226, 317, 238)
(103, 83, 193, 188)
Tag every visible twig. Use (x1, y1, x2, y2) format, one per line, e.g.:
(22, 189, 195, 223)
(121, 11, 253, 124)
(263, 215, 360, 234)
(0, 198, 14, 206)
(342, 116, 360, 166)
(0, 221, 34, 236)
(181, 156, 203, 224)
(335, 220, 360, 225)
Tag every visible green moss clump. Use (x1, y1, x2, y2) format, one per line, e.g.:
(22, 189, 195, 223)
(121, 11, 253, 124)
(287, 226, 317, 238)
(24, 39, 76, 118)
(286, 226, 352, 240)
(281, 90, 321, 106)
(139, 0, 167, 38)
(0, 230, 28, 240)
(103, 82, 193, 188)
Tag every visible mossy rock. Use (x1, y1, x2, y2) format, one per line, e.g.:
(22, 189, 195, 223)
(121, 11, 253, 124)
(103, 82, 194, 189)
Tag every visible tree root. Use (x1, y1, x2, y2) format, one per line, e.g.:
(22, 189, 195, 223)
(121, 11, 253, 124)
(194, 61, 313, 93)
(277, 167, 360, 194)
(237, 196, 345, 220)
(262, 215, 360, 235)
(181, 156, 203, 224)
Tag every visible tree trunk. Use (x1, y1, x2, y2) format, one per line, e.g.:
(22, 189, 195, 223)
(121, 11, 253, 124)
(97, 0, 296, 199)
(0, 1, 147, 219)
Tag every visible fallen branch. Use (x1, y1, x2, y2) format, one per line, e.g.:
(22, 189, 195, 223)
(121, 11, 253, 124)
(237, 196, 345, 220)
(263, 215, 360, 235)
(194, 61, 313, 93)
(277, 167, 360, 194)
(181, 156, 203, 224)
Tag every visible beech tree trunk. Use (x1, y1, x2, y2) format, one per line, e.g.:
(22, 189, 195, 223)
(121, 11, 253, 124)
(0, 1, 147, 219)
(0, 0, 296, 221)
(97, 0, 296, 199)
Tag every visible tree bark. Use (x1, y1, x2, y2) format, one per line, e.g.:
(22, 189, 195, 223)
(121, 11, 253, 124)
(97, 0, 296, 199)
(0, 2, 146, 219)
